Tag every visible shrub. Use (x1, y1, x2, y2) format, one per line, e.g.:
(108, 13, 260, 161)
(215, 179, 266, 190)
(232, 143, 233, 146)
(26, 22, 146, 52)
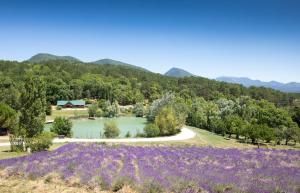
(171, 181, 202, 193)
(103, 121, 120, 138)
(141, 181, 164, 193)
(155, 107, 180, 136)
(88, 103, 98, 117)
(143, 124, 160, 137)
(112, 177, 134, 192)
(26, 132, 54, 152)
(96, 109, 103, 117)
(56, 106, 62, 110)
(125, 131, 131, 138)
(133, 103, 144, 117)
(101, 100, 119, 117)
(51, 117, 73, 137)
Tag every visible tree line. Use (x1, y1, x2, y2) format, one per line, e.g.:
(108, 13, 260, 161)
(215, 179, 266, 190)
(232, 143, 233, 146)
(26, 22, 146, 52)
(0, 59, 299, 107)
(0, 59, 300, 149)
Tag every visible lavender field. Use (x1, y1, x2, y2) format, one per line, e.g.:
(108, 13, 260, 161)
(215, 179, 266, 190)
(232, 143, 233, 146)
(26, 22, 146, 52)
(0, 143, 299, 193)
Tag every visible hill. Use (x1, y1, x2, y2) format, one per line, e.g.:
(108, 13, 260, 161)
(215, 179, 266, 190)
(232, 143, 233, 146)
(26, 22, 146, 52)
(216, 76, 300, 93)
(27, 53, 81, 63)
(164, 67, 194, 77)
(92, 59, 149, 71)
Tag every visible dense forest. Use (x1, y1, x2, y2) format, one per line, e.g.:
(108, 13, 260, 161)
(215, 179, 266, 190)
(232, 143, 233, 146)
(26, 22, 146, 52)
(0, 59, 299, 107)
(0, 59, 300, 148)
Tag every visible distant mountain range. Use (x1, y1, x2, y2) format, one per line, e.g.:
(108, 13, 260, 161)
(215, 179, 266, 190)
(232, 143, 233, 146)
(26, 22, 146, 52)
(164, 67, 194, 78)
(27, 53, 148, 71)
(25, 54, 300, 93)
(216, 77, 300, 93)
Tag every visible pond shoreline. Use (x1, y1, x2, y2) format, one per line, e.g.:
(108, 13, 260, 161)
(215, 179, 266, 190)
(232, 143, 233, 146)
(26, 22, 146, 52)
(45, 116, 148, 139)
(0, 127, 196, 146)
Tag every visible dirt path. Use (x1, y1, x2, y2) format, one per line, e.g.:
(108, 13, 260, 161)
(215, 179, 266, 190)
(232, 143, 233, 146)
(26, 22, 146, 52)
(0, 127, 196, 147)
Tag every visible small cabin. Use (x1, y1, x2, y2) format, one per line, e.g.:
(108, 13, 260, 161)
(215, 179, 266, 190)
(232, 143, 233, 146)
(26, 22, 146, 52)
(57, 100, 86, 108)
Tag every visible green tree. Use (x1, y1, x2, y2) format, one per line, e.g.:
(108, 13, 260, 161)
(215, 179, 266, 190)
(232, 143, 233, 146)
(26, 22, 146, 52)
(147, 93, 175, 121)
(0, 103, 18, 135)
(103, 121, 120, 138)
(260, 125, 275, 143)
(291, 106, 300, 127)
(133, 102, 145, 117)
(19, 73, 47, 138)
(88, 103, 98, 117)
(0, 77, 20, 110)
(210, 117, 226, 136)
(50, 117, 73, 137)
(186, 97, 208, 129)
(101, 100, 119, 117)
(155, 107, 180, 136)
(224, 115, 246, 139)
(283, 122, 300, 145)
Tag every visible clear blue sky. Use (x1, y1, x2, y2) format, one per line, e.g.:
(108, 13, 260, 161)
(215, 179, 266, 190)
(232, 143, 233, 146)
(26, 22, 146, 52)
(0, 0, 299, 83)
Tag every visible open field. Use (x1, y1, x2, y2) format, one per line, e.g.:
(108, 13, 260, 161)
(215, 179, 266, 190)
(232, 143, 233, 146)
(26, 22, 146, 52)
(0, 143, 66, 160)
(0, 136, 9, 143)
(46, 108, 89, 121)
(1, 143, 299, 193)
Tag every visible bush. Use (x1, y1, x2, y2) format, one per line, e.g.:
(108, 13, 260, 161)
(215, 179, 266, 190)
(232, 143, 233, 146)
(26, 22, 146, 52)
(101, 100, 119, 117)
(155, 107, 181, 136)
(103, 121, 120, 138)
(133, 103, 144, 117)
(141, 181, 164, 193)
(88, 103, 98, 117)
(96, 109, 103, 117)
(26, 132, 54, 152)
(50, 117, 73, 137)
(125, 131, 131, 138)
(112, 177, 134, 192)
(171, 181, 202, 193)
(144, 124, 160, 137)
(56, 106, 62, 110)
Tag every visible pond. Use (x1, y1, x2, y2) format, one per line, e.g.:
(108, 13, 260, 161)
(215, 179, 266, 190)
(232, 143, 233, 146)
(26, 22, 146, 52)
(44, 116, 147, 138)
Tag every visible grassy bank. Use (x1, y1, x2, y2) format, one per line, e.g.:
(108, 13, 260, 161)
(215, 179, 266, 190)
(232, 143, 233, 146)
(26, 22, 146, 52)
(46, 108, 88, 121)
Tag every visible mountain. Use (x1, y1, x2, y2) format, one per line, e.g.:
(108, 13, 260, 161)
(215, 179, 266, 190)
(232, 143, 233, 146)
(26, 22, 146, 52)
(27, 53, 81, 63)
(164, 67, 194, 78)
(216, 76, 300, 93)
(92, 59, 149, 71)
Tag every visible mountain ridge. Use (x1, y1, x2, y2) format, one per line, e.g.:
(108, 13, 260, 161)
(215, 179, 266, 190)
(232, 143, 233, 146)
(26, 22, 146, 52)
(164, 67, 194, 77)
(91, 58, 149, 71)
(27, 53, 81, 63)
(26, 53, 149, 72)
(216, 76, 300, 93)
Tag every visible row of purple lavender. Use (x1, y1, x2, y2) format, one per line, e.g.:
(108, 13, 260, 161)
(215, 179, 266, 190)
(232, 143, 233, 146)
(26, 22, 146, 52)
(0, 143, 299, 193)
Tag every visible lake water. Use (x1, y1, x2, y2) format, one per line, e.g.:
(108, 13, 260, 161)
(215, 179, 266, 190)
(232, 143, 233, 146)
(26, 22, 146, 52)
(44, 116, 147, 138)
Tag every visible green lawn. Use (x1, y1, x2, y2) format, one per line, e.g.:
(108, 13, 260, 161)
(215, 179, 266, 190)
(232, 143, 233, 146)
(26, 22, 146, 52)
(0, 143, 66, 160)
(1, 125, 299, 160)
(46, 108, 88, 121)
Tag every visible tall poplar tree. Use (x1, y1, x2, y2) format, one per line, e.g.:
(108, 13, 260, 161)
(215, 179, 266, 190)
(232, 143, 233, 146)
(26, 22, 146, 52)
(19, 73, 46, 138)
